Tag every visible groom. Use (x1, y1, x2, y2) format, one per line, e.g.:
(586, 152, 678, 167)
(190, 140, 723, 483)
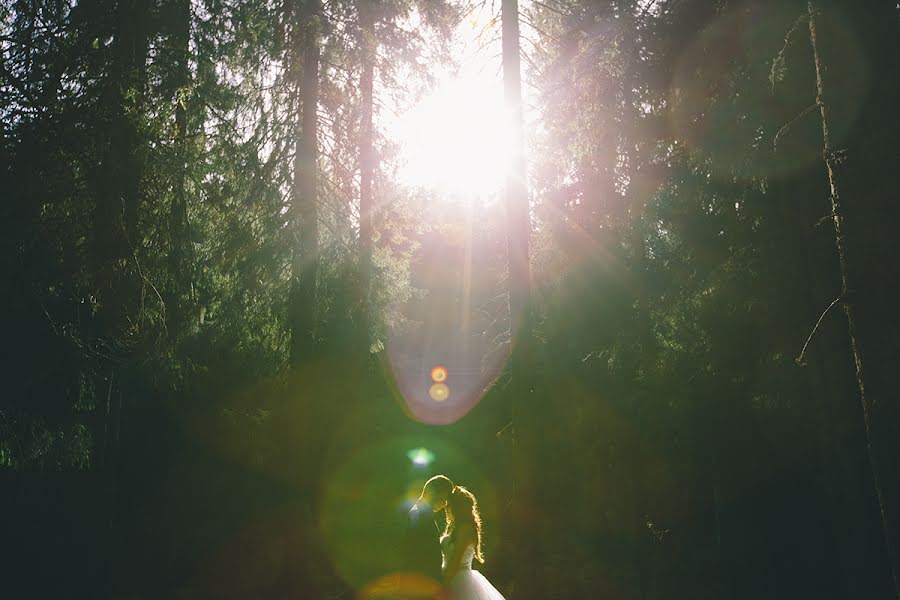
(403, 475, 454, 587)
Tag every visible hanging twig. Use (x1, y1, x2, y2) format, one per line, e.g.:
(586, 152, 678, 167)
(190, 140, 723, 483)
(795, 294, 841, 366)
(773, 102, 819, 151)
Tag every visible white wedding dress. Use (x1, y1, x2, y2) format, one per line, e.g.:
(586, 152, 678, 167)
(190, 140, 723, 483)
(440, 534, 506, 600)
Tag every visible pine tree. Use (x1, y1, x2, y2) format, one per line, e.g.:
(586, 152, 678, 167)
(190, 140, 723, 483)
(289, 0, 322, 368)
(807, 2, 899, 596)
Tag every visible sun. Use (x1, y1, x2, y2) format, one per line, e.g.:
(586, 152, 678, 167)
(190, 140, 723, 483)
(389, 70, 511, 196)
(384, 2, 514, 199)
(383, 5, 523, 198)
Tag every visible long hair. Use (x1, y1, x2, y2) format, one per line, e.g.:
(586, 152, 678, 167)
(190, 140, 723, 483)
(442, 485, 485, 563)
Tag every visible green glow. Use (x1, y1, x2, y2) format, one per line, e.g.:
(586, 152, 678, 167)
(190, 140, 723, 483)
(407, 447, 435, 467)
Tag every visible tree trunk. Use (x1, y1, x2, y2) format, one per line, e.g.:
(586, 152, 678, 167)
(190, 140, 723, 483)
(358, 0, 375, 332)
(93, 0, 150, 334)
(633, 227, 653, 600)
(91, 0, 151, 594)
(289, 0, 321, 368)
(280, 2, 323, 596)
(170, 0, 193, 332)
(502, 0, 530, 337)
(502, 0, 536, 597)
(807, 3, 899, 597)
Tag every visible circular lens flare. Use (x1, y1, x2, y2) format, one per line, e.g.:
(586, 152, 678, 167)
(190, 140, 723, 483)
(430, 366, 447, 383)
(406, 447, 435, 467)
(428, 383, 450, 402)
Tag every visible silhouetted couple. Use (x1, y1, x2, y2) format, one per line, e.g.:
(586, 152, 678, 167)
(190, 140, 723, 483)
(404, 475, 505, 600)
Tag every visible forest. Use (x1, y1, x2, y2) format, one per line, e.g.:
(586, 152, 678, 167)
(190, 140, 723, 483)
(3, 0, 900, 598)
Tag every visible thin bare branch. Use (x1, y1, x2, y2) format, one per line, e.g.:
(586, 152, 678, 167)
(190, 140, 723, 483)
(796, 295, 842, 366)
(774, 102, 819, 151)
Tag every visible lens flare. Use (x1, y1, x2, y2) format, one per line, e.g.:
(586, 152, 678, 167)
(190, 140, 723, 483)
(358, 572, 443, 600)
(430, 366, 447, 382)
(429, 383, 450, 402)
(406, 447, 435, 467)
(319, 435, 500, 589)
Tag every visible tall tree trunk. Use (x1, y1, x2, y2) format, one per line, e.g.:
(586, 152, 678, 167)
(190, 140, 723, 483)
(632, 226, 654, 600)
(280, 2, 323, 597)
(91, 0, 151, 595)
(621, 23, 655, 588)
(502, 0, 530, 337)
(94, 0, 150, 334)
(289, 0, 321, 368)
(168, 0, 194, 335)
(807, 3, 899, 597)
(501, 0, 536, 598)
(358, 0, 375, 332)
(160, 0, 195, 341)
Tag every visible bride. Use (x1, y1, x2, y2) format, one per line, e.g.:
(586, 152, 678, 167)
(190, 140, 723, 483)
(429, 479, 506, 600)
